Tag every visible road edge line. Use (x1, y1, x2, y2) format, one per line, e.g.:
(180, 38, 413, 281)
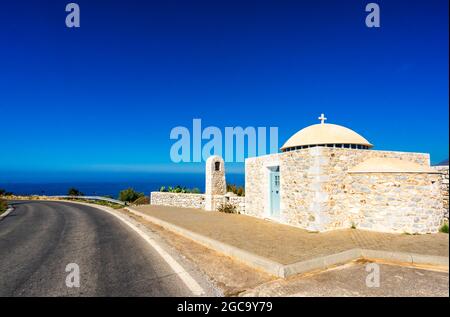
(0, 207, 14, 221)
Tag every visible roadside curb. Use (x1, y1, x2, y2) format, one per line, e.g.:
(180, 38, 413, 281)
(360, 249, 449, 268)
(0, 207, 14, 220)
(125, 207, 450, 278)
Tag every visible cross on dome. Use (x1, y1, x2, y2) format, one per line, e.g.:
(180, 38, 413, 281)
(318, 113, 327, 124)
(281, 114, 374, 151)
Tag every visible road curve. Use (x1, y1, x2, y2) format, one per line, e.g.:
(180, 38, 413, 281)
(0, 200, 206, 296)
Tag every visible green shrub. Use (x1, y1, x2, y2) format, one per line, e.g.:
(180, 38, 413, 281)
(440, 223, 449, 234)
(173, 185, 184, 193)
(217, 202, 238, 214)
(119, 188, 144, 202)
(226, 184, 237, 194)
(160, 185, 201, 194)
(191, 187, 200, 194)
(226, 184, 245, 197)
(0, 199, 7, 214)
(0, 189, 13, 196)
(67, 188, 83, 196)
(132, 196, 150, 205)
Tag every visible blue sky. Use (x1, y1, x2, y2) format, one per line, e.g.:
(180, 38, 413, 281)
(0, 0, 448, 182)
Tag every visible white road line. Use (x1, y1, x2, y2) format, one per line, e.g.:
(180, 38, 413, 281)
(0, 207, 14, 220)
(84, 204, 205, 296)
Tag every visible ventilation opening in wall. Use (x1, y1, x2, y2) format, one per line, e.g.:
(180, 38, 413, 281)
(215, 162, 221, 171)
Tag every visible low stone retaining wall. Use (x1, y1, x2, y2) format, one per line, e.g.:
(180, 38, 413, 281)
(433, 165, 449, 221)
(211, 195, 246, 214)
(150, 192, 205, 209)
(150, 191, 245, 213)
(228, 196, 246, 214)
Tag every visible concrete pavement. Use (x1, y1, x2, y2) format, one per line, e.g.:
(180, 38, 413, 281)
(127, 205, 449, 277)
(131, 205, 449, 265)
(117, 209, 450, 297)
(241, 261, 449, 297)
(0, 201, 217, 296)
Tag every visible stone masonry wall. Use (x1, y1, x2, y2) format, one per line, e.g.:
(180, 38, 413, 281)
(345, 173, 443, 233)
(432, 165, 449, 221)
(150, 191, 245, 213)
(318, 147, 432, 232)
(150, 192, 205, 209)
(228, 196, 246, 214)
(245, 147, 441, 233)
(279, 147, 329, 231)
(245, 153, 281, 219)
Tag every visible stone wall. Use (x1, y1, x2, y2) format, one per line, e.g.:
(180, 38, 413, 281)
(344, 173, 442, 233)
(279, 147, 329, 231)
(228, 196, 246, 214)
(150, 192, 205, 209)
(245, 153, 281, 219)
(318, 148, 433, 232)
(432, 165, 449, 221)
(150, 191, 245, 213)
(245, 147, 443, 233)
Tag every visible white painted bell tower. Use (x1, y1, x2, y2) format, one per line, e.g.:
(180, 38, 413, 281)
(205, 155, 226, 211)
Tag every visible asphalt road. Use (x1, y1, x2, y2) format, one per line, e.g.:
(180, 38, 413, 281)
(0, 201, 213, 296)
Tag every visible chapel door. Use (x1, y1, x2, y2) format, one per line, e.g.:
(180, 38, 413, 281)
(270, 170, 280, 218)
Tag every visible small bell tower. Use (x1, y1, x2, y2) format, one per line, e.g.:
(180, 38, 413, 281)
(205, 155, 226, 211)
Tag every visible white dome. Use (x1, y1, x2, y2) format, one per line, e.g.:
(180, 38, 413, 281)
(281, 123, 373, 151)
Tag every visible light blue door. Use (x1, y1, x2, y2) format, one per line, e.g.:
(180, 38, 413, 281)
(270, 171, 280, 218)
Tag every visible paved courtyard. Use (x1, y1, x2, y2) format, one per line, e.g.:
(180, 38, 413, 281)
(132, 205, 449, 265)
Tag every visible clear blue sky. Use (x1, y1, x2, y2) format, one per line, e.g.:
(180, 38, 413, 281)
(0, 0, 448, 182)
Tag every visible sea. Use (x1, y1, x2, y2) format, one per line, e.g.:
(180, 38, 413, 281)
(0, 173, 245, 199)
